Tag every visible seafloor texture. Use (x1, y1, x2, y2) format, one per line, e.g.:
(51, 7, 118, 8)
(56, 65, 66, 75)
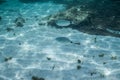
(0, 0, 120, 80)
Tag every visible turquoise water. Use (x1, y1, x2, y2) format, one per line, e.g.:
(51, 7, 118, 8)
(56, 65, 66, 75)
(0, 0, 120, 80)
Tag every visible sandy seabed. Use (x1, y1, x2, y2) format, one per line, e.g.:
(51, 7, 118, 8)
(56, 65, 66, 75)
(0, 0, 120, 80)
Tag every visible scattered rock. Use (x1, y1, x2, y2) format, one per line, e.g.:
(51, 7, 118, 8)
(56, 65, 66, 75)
(47, 57, 51, 60)
(77, 65, 81, 70)
(14, 16, 25, 27)
(111, 56, 117, 60)
(90, 71, 97, 76)
(32, 76, 45, 80)
(103, 62, 107, 64)
(6, 27, 14, 32)
(98, 53, 104, 57)
(4, 57, 12, 62)
(100, 74, 105, 78)
(77, 59, 81, 64)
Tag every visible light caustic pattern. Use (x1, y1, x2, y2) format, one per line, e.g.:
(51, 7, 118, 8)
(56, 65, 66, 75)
(0, 1, 120, 80)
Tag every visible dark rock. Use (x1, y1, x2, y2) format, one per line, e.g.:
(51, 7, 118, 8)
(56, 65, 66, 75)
(4, 57, 12, 62)
(47, 57, 51, 60)
(32, 76, 45, 80)
(77, 65, 81, 70)
(111, 56, 117, 60)
(103, 62, 107, 64)
(16, 22, 24, 27)
(98, 53, 104, 57)
(15, 16, 25, 27)
(6, 27, 14, 32)
(90, 71, 97, 76)
(77, 59, 81, 63)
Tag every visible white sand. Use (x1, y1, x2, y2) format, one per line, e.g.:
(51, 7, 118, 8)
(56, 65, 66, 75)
(0, 0, 120, 80)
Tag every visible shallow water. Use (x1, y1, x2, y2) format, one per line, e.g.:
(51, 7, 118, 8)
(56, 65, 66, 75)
(0, 0, 120, 80)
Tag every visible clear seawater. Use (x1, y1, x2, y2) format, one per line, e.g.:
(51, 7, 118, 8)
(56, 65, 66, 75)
(0, 0, 120, 80)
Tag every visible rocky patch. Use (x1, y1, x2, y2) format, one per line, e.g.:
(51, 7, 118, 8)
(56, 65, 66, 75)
(39, 1, 120, 37)
(14, 16, 25, 27)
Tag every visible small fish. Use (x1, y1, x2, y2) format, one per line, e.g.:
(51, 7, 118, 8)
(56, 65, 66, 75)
(55, 37, 80, 45)
(55, 37, 72, 43)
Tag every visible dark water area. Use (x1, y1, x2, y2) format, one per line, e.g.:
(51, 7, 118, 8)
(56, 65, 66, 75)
(0, 0, 6, 4)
